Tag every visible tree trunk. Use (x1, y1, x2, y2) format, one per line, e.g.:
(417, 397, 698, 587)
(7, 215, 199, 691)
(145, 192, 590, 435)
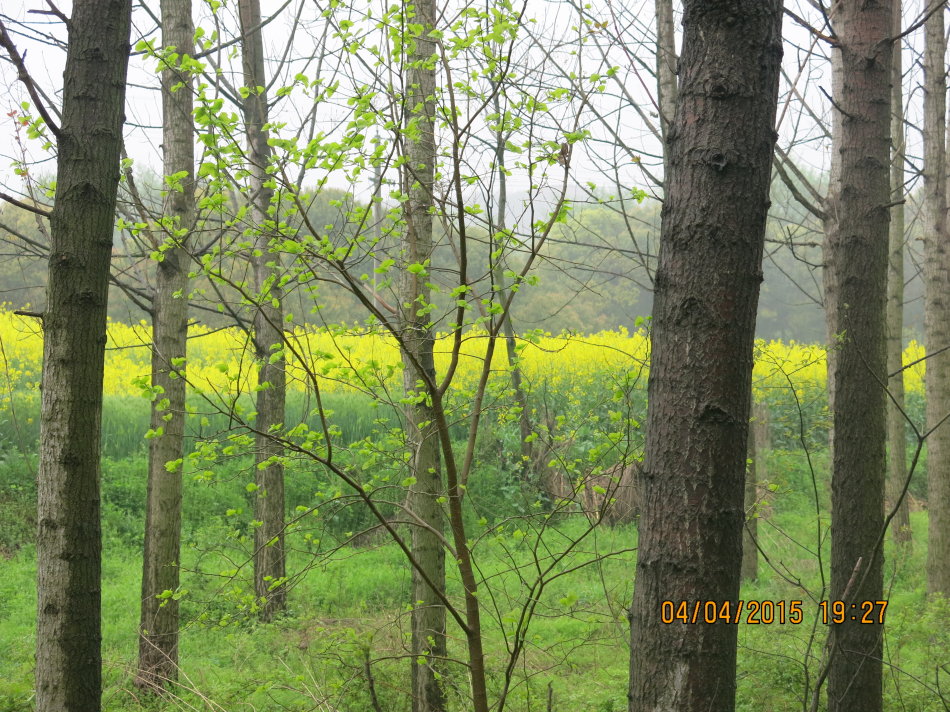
(823, 50, 844, 460)
(400, 1, 446, 710)
(886, 0, 911, 550)
(35, 1, 132, 709)
(491, 96, 533, 478)
(743, 401, 769, 582)
(136, 0, 195, 689)
(923, 1, 950, 595)
(628, 3, 782, 711)
(654, 0, 677, 183)
(239, 0, 287, 620)
(825, 1, 892, 709)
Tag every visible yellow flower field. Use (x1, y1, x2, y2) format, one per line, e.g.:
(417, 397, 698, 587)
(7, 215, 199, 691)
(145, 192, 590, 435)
(0, 308, 927, 404)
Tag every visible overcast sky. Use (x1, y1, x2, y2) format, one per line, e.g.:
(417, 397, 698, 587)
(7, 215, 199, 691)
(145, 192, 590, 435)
(0, 1, 934, 213)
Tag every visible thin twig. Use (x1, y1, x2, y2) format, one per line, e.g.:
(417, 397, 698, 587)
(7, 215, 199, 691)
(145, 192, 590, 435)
(0, 19, 62, 139)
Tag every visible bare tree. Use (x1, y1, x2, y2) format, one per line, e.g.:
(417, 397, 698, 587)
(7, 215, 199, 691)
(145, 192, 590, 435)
(628, 2, 783, 710)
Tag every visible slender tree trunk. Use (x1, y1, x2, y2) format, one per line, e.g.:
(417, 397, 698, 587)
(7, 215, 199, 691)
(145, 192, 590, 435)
(743, 401, 769, 582)
(628, 3, 782, 711)
(239, 0, 287, 620)
(886, 0, 911, 549)
(824, 1, 892, 709)
(35, 1, 132, 709)
(654, 0, 677, 183)
(491, 97, 532, 477)
(823, 51, 844, 459)
(400, 1, 446, 709)
(136, 0, 195, 688)
(742, 414, 758, 582)
(923, 1, 950, 595)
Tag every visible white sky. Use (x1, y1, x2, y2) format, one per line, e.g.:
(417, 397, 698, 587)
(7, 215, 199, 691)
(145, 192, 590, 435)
(0, 1, 934, 213)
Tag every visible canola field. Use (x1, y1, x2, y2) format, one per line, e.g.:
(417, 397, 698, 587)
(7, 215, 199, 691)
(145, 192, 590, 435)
(0, 307, 926, 402)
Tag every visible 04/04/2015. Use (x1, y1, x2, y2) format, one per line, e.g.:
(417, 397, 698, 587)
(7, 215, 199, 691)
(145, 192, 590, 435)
(660, 599, 889, 625)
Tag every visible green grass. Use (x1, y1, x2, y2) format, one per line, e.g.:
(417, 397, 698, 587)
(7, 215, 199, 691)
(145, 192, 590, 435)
(0, 389, 392, 463)
(1, 446, 948, 711)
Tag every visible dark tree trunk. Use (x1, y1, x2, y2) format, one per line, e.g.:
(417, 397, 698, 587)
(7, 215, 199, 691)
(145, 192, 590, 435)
(35, 0, 132, 709)
(137, 0, 195, 689)
(239, 0, 287, 621)
(628, 3, 782, 711)
(400, 0, 446, 708)
(825, 1, 893, 709)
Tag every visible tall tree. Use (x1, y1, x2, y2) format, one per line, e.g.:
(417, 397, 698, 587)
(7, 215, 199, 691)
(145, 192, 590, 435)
(137, 0, 195, 688)
(923, 1, 950, 594)
(628, 2, 782, 711)
(886, 0, 911, 549)
(400, 0, 446, 708)
(239, 0, 287, 620)
(824, 0, 893, 708)
(33, 0, 132, 709)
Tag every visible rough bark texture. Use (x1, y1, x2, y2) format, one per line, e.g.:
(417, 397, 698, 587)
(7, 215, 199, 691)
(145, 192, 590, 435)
(400, 1, 446, 709)
(136, 0, 194, 689)
(627, 3, 782, 711)
(886, 0, 911, 549)
(743, 401, 769, 582)
(239, 0, 287, 620)
(35, 1, 132, 709)
(825, 1, 892, 710)
(923, 2, 950, 595)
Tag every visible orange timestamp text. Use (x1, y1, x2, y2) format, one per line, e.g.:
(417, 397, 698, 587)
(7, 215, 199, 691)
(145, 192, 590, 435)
(660, 599, 888, 625)
(662, 599, 803, 624)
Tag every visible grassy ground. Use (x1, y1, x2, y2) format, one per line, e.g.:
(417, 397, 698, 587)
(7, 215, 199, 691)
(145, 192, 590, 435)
(0, 447, 948, 711)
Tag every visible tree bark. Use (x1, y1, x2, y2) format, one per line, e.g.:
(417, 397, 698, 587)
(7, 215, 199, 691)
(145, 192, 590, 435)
(400, 1, 446, 709)
(824, 1, 892, 709)
(923, 0, 950, 595)
(886, 0, 911, 550)
(137, 0, 195, 689)
(239, 0, 287, 620)
(35, 1, 132, 709)
(628, 3, 782, 711)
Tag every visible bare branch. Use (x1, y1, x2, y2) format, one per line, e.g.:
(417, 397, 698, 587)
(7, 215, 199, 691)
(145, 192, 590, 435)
(0, 19, 62, 139)
(0, 191, 51, 218)
(784, 7, 838, 46)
